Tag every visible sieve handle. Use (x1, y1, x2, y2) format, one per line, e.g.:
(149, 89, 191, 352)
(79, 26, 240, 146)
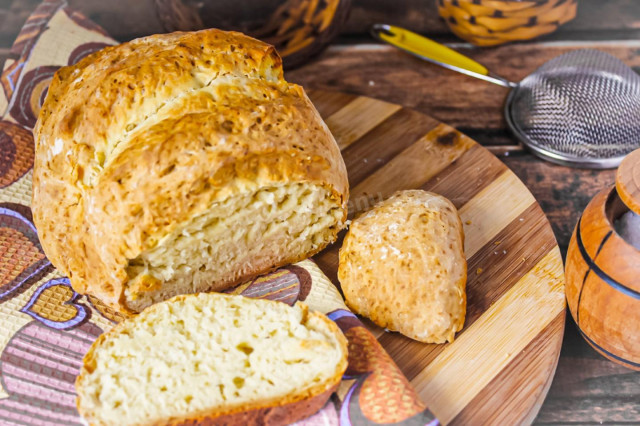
(371, 24, 517, 88)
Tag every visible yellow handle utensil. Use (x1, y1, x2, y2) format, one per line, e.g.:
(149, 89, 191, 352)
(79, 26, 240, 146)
(370, 24, 517, 88)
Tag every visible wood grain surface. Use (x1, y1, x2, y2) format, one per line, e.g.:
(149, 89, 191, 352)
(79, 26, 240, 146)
(565, 185, 640, 370)
(616, 149, 640, 216)
(1, 1, 639, 423)
(0, 0, 638, 51)
(287, 42, 636, 256)
(310, 90, 566, 425)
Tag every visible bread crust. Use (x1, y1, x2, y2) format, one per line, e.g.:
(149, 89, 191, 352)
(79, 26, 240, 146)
(338, 190, 467, 343)
(165, 387, 337, 426)
(32, 29, 348, 313)
(76, 296, 348, 426)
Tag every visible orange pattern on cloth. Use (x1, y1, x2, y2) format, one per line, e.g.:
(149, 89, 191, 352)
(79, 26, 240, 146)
(345, 326, 427, 423)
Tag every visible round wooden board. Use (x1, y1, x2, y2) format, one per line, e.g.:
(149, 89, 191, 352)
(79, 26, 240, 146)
(309, 90, 566, 425)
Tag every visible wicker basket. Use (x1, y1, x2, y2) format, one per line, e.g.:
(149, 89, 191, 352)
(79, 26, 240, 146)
(154, 0, 351, 68)
(437, 0, 578, 46)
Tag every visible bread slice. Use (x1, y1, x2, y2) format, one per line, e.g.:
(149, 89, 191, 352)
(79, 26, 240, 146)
(76, 293, 348, 426)
(32, 29, 348, 314)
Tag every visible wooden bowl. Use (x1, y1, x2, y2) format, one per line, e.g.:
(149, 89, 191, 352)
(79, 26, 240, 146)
(437, 0, 578, 46)
(565, 150, 640, 370)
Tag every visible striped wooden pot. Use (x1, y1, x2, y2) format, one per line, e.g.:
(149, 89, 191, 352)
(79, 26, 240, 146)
(565, 150, 640, 370)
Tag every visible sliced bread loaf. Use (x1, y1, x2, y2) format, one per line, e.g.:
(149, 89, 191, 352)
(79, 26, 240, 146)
(33, 29, 348, 314)
(76, 293, 348, 425)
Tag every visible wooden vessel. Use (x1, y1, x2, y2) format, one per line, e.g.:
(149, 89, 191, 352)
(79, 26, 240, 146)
(565, 148, 640, 370)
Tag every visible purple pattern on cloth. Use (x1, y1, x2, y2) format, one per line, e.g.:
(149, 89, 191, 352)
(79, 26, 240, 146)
(0, 207, 36, 233)
(327, 309, 357, 322)
(240, 271, 300, 305)
(20, 278, 90, 330)
(0, 321, 101, 425)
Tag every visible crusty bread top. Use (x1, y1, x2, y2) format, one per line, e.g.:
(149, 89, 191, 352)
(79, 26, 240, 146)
(76, 293, 348, 426)
(338, 190, 467, 343)
(32, 29, 348, 311)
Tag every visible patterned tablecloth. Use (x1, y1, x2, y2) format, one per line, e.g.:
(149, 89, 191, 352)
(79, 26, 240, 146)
(0, 1, 438, 425)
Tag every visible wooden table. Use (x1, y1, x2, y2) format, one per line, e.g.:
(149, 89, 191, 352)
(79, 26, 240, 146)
(1, 1, 639, 424)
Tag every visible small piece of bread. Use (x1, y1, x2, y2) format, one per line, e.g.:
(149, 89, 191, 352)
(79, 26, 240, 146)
(76, 293, 348, 426)
(338, 190, 467, 343)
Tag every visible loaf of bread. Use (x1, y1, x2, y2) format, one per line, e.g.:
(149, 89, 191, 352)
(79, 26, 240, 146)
(76, 293, 348, 425)
(338, 190, 467, 343)
(32, 29, 348, 313)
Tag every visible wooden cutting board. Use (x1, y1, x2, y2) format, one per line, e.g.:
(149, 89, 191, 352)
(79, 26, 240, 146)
(309, 90, 566, 425)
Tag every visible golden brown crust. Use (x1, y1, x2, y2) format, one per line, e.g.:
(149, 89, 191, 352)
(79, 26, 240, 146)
(338, 190, 467, 343)
(76, 297, 348, 426)
(32, 29, 348, 313)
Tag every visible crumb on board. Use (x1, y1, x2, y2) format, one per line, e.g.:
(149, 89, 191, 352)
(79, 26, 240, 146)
(476, 267, 483, 275)
(465, 220, 472, 225)
(494, 240, 501, 245)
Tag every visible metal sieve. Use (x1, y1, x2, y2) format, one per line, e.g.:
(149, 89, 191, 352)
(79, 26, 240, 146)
(371, 24, 640, 169)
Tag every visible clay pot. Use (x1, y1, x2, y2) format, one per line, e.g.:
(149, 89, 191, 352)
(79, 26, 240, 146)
(565, 149, 640, 369)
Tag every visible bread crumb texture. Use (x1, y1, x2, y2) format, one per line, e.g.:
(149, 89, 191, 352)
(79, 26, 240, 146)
(32, 29, 348, 313)
(76, 293, 348, 426)
(338, 190, 467, 343)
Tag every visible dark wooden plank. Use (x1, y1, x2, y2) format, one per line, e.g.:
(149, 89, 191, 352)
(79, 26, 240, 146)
(343, 0, 640, 41)
(306, 90, 356, 118)
(288, 43, 640, 143)
(2, 0, 640, 49)
(501, 155, 616, 257)
(0, 47, 10, 69)
(341, 108, 440, 188)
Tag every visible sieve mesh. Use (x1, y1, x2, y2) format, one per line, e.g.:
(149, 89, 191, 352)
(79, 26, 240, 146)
(507, 49, 640, 167)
